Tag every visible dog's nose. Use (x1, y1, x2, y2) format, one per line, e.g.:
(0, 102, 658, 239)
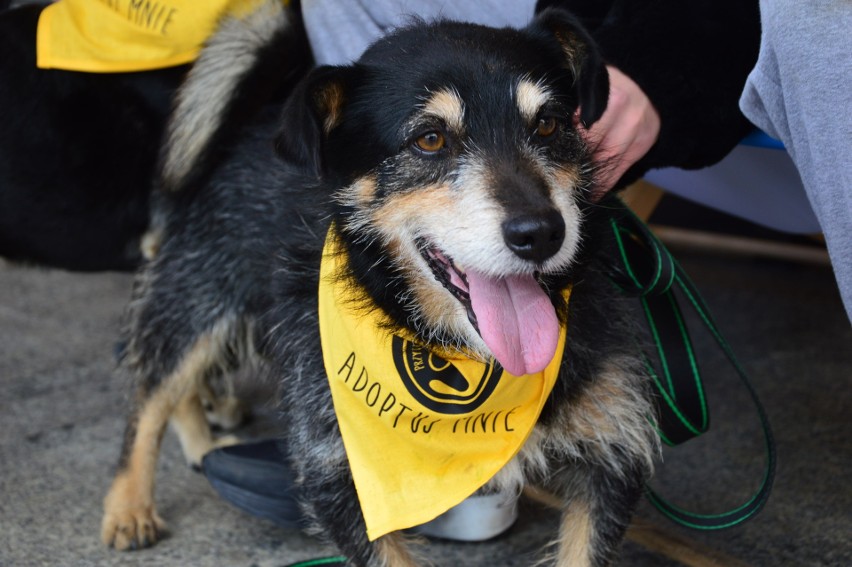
(502, 210, 565, 263)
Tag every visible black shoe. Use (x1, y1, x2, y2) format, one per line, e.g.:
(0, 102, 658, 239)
(201, 438, 305, 529)
(203, 439, 518, 541)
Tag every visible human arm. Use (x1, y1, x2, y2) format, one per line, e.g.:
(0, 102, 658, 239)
(579, 65, 660, 198)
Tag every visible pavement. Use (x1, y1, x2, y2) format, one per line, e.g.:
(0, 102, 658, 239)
(1, 241, 850, 566)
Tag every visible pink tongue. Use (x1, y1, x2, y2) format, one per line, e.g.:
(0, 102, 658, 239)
(466, 271, 559, 376)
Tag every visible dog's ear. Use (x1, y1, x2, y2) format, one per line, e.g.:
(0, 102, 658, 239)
(275, 65, 360, 176)
(531, 8, 609, 127)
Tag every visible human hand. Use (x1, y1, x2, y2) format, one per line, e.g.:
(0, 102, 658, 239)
(578, 65, 660, 199)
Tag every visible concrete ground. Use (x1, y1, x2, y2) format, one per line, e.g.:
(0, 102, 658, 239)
(1, 243, 850, 566)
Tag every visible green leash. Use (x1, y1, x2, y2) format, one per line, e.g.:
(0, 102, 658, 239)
(284, 558, 347, 567)
(605, 198, 776, 529)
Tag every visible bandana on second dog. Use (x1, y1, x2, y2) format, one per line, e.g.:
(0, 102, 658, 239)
(318, 227, 569, 540)
(36, 0, 279, 72)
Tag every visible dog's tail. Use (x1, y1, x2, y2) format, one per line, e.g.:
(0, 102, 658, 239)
(158, 0, 311, 194)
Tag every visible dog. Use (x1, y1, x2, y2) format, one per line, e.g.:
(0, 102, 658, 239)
(0, 0, 308, 270)
(101, 7, 659, 566)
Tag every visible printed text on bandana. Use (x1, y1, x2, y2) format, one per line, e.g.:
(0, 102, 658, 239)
(336, 349, 520, 435)
(97, 0, 179, 35)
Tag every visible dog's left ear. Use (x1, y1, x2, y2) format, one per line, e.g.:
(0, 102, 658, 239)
(531, 8, 609, 127)
(275, 65, 361, 176)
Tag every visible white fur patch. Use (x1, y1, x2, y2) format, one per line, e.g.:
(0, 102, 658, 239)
(421, 87, 465, 133)
(516, 78, 552, 123)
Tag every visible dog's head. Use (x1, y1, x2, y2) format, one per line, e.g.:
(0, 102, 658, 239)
(277, 9, 608, 375)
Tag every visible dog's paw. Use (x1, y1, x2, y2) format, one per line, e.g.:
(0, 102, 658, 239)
(202, 393, 247, 431)
(139, 228, 163, 261)
(102, 475, 166, 551)
(101, 504, 166, 551)
(213, 434, 241, 449)
(182, 433, 242, 470)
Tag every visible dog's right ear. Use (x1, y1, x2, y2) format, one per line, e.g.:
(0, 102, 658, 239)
(275, 65, 360, 176)
(532, 8, 609, 128)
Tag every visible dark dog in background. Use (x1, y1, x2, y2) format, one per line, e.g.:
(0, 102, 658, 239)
(0, 1, 309, 270)
(0, 3, 184, 270)
(102, 7, 658, 566)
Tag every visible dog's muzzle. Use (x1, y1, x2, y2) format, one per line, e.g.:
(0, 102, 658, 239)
(417, 238, 561, 376)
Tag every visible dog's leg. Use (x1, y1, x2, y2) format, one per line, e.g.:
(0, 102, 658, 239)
(549, 464, 646, 567)
(294, 441, 421, 566)
(329, 531, 420, 567)
(101, 385, 175, 551)
(170, 384, 240, 470)
(101, 333, 222, 550)
(371, 533, 421, 567)
(306, 492, 421, 566)
(554, 495, 595, 567)
(197, 369, 247, 432)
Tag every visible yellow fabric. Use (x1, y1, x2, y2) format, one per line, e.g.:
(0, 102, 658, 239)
(36, 0, 277, 72)
(318, 228, 569, 540)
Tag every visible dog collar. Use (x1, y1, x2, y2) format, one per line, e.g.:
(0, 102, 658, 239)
(318, 227, 569, 540)
(36, 0, 281, 72)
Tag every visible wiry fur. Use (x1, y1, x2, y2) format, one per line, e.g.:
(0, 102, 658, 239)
(103, 8, 659, 566)
(158, 0, 306, 194)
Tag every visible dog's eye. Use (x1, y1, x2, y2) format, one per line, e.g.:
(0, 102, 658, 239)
(535, 116, 559, 138)
(413, 131, 446, 154)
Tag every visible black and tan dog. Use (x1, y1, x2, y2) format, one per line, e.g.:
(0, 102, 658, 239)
(102, 7, 659, 566)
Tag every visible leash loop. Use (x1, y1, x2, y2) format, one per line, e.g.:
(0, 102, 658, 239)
(604, 197, 776, 530)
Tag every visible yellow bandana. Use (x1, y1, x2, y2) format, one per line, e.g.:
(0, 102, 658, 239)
(36, 0, 278, 72)
(318, 228, 569, 540)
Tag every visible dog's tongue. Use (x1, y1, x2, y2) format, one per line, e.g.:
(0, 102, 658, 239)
(466, 271, 559, 376)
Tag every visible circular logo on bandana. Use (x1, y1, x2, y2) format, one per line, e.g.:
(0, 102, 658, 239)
(391, 335, 504, 414)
